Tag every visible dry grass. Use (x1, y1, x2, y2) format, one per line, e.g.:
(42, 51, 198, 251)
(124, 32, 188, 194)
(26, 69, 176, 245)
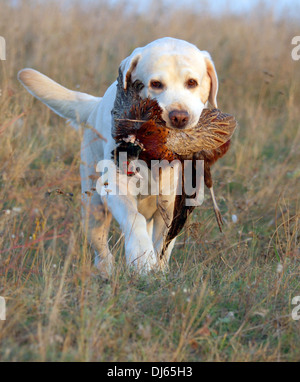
(0, 0, 299, 361)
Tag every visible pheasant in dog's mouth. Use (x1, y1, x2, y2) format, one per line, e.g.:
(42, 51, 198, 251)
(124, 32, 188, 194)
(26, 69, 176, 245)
(112, 69, 237, 233)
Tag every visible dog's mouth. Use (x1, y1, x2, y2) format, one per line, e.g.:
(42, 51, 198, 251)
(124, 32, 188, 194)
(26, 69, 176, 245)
(163, 115, 198, 132)
(160, 107, 200, 131)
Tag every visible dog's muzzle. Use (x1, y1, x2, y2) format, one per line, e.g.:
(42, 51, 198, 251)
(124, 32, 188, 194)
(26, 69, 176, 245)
(168, 110, 189, 129)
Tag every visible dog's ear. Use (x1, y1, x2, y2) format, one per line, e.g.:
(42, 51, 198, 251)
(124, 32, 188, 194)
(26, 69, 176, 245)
(120, 48, 143, 90)
(201, 52, 219, 108)
(18, 69, 101, 125)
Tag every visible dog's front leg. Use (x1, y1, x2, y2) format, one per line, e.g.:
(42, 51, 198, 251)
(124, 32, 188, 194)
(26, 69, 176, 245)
(99, 171, 158, 273)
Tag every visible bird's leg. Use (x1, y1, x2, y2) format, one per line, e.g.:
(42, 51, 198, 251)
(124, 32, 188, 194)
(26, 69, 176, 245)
(203, 161, 224, 233)
(209, 186, 224, 232)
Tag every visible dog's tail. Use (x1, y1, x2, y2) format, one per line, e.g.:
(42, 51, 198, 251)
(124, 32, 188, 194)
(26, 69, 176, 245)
(18, 68, 101, 128)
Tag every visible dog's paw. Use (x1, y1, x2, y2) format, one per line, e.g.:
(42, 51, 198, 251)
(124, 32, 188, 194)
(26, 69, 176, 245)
(125, 232, 158, 273)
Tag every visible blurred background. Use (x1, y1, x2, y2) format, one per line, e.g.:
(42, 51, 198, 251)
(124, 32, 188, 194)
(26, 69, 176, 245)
(0, 0, 299, 362)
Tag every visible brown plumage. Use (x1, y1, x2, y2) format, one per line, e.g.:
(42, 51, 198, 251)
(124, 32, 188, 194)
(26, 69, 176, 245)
(165, 108, 236, 156)
(112, 69, 237, 235)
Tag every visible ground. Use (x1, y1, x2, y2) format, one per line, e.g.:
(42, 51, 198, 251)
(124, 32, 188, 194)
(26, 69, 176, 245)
(0, 0, 299, 361)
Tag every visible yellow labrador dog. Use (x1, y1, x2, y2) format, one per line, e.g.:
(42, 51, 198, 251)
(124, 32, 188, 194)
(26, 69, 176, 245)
(18, 37, 218, 277)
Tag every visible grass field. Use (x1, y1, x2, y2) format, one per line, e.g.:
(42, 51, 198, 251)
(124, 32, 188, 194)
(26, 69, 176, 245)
(0, 0, 299, 361)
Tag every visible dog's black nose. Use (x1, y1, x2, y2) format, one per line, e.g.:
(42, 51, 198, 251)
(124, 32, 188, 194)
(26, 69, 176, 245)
(169, 110, 189, 129)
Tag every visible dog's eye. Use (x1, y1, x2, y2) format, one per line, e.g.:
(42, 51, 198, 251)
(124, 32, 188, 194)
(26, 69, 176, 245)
(150, 80, 163, 89)
(186, 79, 198, 88)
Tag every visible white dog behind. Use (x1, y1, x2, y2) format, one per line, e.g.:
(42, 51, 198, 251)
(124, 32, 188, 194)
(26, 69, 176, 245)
(18, 37, 218, 277)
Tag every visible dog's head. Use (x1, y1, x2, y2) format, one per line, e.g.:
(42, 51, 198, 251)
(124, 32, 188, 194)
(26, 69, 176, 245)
(119, 37, 218, 130)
